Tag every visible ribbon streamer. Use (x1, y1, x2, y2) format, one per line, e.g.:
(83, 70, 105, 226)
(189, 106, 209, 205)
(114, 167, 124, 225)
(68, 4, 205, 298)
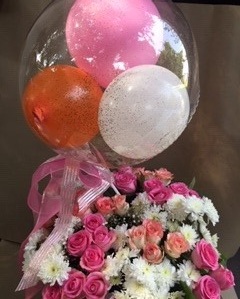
(16, 154, 119, 294)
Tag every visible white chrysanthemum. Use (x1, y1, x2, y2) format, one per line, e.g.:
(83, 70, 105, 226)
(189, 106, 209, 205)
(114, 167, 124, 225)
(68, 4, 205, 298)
(177, 260, 201, 287)
(103, 254, 124, 279)
(152, 287, 169, 299)
(113, 291, 132, 299)
(103, 247, 131, 279)
(185, 196, 204, 221)
(131, 192, 150, 210)
(22, 250, 35, 272)
(109, 275, 122, 286)
(38, 252, 70, 286)
(179, 224, 199, 248)
(113, 224, 128, 249)
(125, 257, 156, 292)
(211, 233, 219, 248)
(154, 258, 176, 289)
(54, 216, 81, 244)
(24, 228, 48, 253)
(202, 197, 219, 226)
(166, 220, 180, 232)
(164, 195, 187, 221)
(199, 220, 219, 249)
(102, 255, 119, 279)
(168, 291, 185, 299)
(124, 279, 155, 299)
(115, 247, 131, 264)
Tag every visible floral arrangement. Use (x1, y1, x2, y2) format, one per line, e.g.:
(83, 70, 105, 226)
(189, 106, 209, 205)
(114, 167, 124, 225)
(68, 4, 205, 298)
(22, 166, 235, 299)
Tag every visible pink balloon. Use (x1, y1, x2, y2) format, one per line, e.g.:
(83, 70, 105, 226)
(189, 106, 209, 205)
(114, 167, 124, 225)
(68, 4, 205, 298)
(66, 0, 163, 88)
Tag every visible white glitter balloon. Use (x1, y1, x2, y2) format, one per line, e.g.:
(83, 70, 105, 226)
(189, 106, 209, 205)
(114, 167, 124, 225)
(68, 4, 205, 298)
(99, 65, 190, 160)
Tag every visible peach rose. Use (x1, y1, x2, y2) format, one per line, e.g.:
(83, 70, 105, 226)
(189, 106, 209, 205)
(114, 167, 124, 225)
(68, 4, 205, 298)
(112, 195, 129, 215)
(143, 219, 164, 244)
(164, 232, 190, 258)
(127, 225, 146, 250)
(143, 243, 164, 264)
(155, 168, 173, 185)
(95, 197, 115, 216)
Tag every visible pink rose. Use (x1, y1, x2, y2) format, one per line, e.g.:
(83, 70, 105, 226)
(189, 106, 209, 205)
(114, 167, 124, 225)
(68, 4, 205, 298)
(210, 266, 235, 290)
(143, 178, 163, 193)
(95, 197, 115, 216)
(80, 245, 105, 272)
(114, 167, 137, 194)
(143, 243, 164, 264)
(194, 275, 221, 299)
(63, 270, 86, 298)
(164, 232, 190, 258)
(92, 226, 116, 252)
(42, 285, 62, 299)
(143, 219, 164, 243)
(112, 195, 129, 215)
(127, 225, 146, 250)
(170, 182, 189, 196)
(191, 239, 219, 271)
(188, 189, 200, 198)
(84, 272, 109, 299)
(155, 168, 173, 184)
(83, 213, 105, 233)
(118, 166, 134, 174)
(148, 186, 173, 205)
(67, 230, 92, 257)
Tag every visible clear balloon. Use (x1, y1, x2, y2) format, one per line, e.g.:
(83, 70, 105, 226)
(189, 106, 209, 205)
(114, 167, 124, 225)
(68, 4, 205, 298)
(65, 0, 163, 88)
(155, 0, 199, 120)
(98, 65, 190, 160)
(19, 0, 199, 167)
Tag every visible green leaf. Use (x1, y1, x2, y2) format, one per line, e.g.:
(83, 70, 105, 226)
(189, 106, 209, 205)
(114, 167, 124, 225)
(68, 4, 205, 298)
(180, 282, 195, 299)
(189, 177, 196, 189)
(220, 253, 228, 267)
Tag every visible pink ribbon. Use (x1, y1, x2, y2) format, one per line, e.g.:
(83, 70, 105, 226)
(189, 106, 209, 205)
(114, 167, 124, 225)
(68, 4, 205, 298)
(16, 154, 118, 296)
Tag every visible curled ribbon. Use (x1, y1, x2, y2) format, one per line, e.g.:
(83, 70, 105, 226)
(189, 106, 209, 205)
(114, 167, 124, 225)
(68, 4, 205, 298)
(16, 154, 119, 296)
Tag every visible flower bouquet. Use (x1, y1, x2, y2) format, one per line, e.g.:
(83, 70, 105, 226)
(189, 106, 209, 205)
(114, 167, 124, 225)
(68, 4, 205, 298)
(22, 166, 235, 299)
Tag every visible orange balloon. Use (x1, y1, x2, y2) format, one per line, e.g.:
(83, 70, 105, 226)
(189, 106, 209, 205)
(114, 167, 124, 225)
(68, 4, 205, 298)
(22, 65, 103, 149)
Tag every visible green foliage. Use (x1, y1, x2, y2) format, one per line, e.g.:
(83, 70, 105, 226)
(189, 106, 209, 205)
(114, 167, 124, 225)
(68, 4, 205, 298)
(189, 177, 196, 189)
(180, 282, 195, 299)
(220, 253, 228, 267)
(158, 42, 184, 80)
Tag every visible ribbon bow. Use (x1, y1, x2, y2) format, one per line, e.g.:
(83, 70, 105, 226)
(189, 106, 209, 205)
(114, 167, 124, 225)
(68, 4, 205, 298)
(16, 154, 119, 296)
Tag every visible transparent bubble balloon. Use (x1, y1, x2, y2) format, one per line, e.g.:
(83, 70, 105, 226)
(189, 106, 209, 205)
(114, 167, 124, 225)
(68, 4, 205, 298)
(19, 0, 199, 168)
